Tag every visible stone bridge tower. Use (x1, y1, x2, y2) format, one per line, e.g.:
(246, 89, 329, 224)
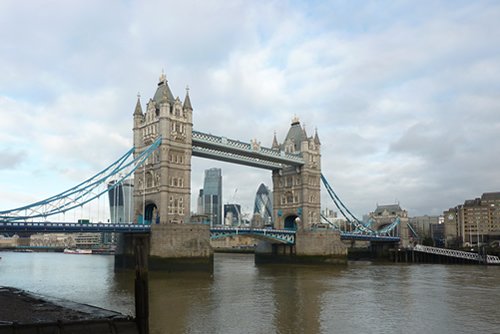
(133, 72, 193, 225)
(125, 73, 211, 271)
(271, 117, 322, 230)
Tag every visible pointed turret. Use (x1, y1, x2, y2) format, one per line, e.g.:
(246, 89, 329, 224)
(314, 128, 321, 145)
(134, 94, 143, 116)
(153, 71, 175, 104)
(272, 131, 279, 149)
(284, 116, 307, 152)
(183, 86, 193, 110)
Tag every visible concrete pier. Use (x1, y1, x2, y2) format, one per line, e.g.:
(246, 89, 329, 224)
(255, 229, 347, 264)
(149, 224, 213, 272)
(115, 224, 213, 272)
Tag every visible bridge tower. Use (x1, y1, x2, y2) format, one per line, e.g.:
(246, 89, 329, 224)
(133, 72, 192, 225)
(116, 73, 212, 271)
(271, 117, 321, 230)
(255, 117, 347, 264)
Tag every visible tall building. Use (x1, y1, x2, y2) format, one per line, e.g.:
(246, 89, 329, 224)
(201, 168, 222, 226)
(106, 179, 134, 244)
(196, 189, 204, 215)
(444, 192, 500, 247)
(253, 183, 273, 226)
(408, 215, 440, 239)
(224, 204, 241, 226)
(108, 179, 134, 223)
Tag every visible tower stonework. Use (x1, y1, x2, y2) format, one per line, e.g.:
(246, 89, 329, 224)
(133, 73, 192, 225)
(256, 117, 347, 264)
(118, 73, 212, 271)
(271, 117, 322, 230)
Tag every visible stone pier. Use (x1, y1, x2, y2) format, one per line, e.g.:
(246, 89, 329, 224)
(255, 229, 347, 264)
(149, 224, 213, 272)
(115, 225, 213, 272)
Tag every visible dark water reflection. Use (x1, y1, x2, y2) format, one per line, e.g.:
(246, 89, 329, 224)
(1, 252, 499, 333)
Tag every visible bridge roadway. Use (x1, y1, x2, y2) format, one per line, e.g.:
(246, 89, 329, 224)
(0, 221, 400, 244)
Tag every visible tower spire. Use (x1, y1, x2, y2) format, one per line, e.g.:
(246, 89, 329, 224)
(314, 127, 321, 145)
(134, 93, 143, 116)
(159, 69, 167, 85)
(272, 131, 279, 149)
(183, 85, 193, 110)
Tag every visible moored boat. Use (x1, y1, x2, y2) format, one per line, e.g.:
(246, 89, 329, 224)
(63, 248, 92, 255)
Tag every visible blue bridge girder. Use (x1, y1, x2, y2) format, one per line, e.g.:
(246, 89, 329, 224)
(0, 221, 400, 243)
(210, 227, 296, 244)
(0, 221, 151, 233)
(192, 130, 304, 170)
(340, 232, 400, 242)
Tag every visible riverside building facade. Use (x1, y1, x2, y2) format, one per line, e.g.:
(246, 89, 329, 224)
(444, 192, 500, 247)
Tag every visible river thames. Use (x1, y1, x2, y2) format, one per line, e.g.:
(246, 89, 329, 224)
(0, 251, 499, 333)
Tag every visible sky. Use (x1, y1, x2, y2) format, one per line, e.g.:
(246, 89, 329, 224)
(1, 0, 499, 219)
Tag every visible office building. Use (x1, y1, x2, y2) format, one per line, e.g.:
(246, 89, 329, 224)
(224, 204, 241, 226)
(444, 192, 500, 247)
(254, 183, 273, 226)
(201, 168, 222, 226)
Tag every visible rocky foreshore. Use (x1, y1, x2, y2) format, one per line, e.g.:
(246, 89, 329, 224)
(0, 287, 138, 333)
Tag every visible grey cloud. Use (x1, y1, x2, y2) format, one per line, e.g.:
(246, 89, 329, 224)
(389, 123, 461, 160)
(0, 149, 25, 170)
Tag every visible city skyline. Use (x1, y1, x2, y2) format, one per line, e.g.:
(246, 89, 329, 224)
(1, 1, 499, 218)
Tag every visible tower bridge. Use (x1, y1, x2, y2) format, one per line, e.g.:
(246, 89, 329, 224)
(0, 73, 408, 270)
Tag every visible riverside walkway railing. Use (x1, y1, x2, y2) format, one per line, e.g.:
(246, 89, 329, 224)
(413, 244, 500, 264)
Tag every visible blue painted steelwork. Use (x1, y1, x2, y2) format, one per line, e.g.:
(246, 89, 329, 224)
(0, 137, 162, 222)
(321, 174, 376, 234)
(407, 222, 419, 239)
(377, 217, 401, 235)
(0, 221, 151, 233)
(321, 173, 401, 239)
(192, 131, 304, 170)
(340, 233, 399, 242)
(0, 221, 400, 243)
(210, 227, 296, 244)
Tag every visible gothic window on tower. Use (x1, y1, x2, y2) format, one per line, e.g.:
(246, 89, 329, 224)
(169, 196, 174, 214)
(179, 197, 184, 214)
(146, 172, 153, 188)
(286, 191, 293, 204)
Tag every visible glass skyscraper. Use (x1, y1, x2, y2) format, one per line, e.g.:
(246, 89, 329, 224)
(107, 178, 134, 223)
(202, 168, 222, 226)
(254, 183, 273, 226)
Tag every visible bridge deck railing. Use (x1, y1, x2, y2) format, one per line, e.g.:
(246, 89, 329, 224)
(192, 131, 304, 165)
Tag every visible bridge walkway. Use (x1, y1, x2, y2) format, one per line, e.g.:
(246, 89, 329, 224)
(413, 244, 500, 264)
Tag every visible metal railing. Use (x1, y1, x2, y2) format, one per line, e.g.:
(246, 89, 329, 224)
(413, 244, 500, 264)
(192, 131, 304, 167)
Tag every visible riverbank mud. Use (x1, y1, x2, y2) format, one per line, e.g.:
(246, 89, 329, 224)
(0, 287, 138, 333)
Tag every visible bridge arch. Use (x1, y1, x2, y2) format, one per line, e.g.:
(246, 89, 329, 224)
(144, 202, 159, 225)
(284, 215, 299, 230)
